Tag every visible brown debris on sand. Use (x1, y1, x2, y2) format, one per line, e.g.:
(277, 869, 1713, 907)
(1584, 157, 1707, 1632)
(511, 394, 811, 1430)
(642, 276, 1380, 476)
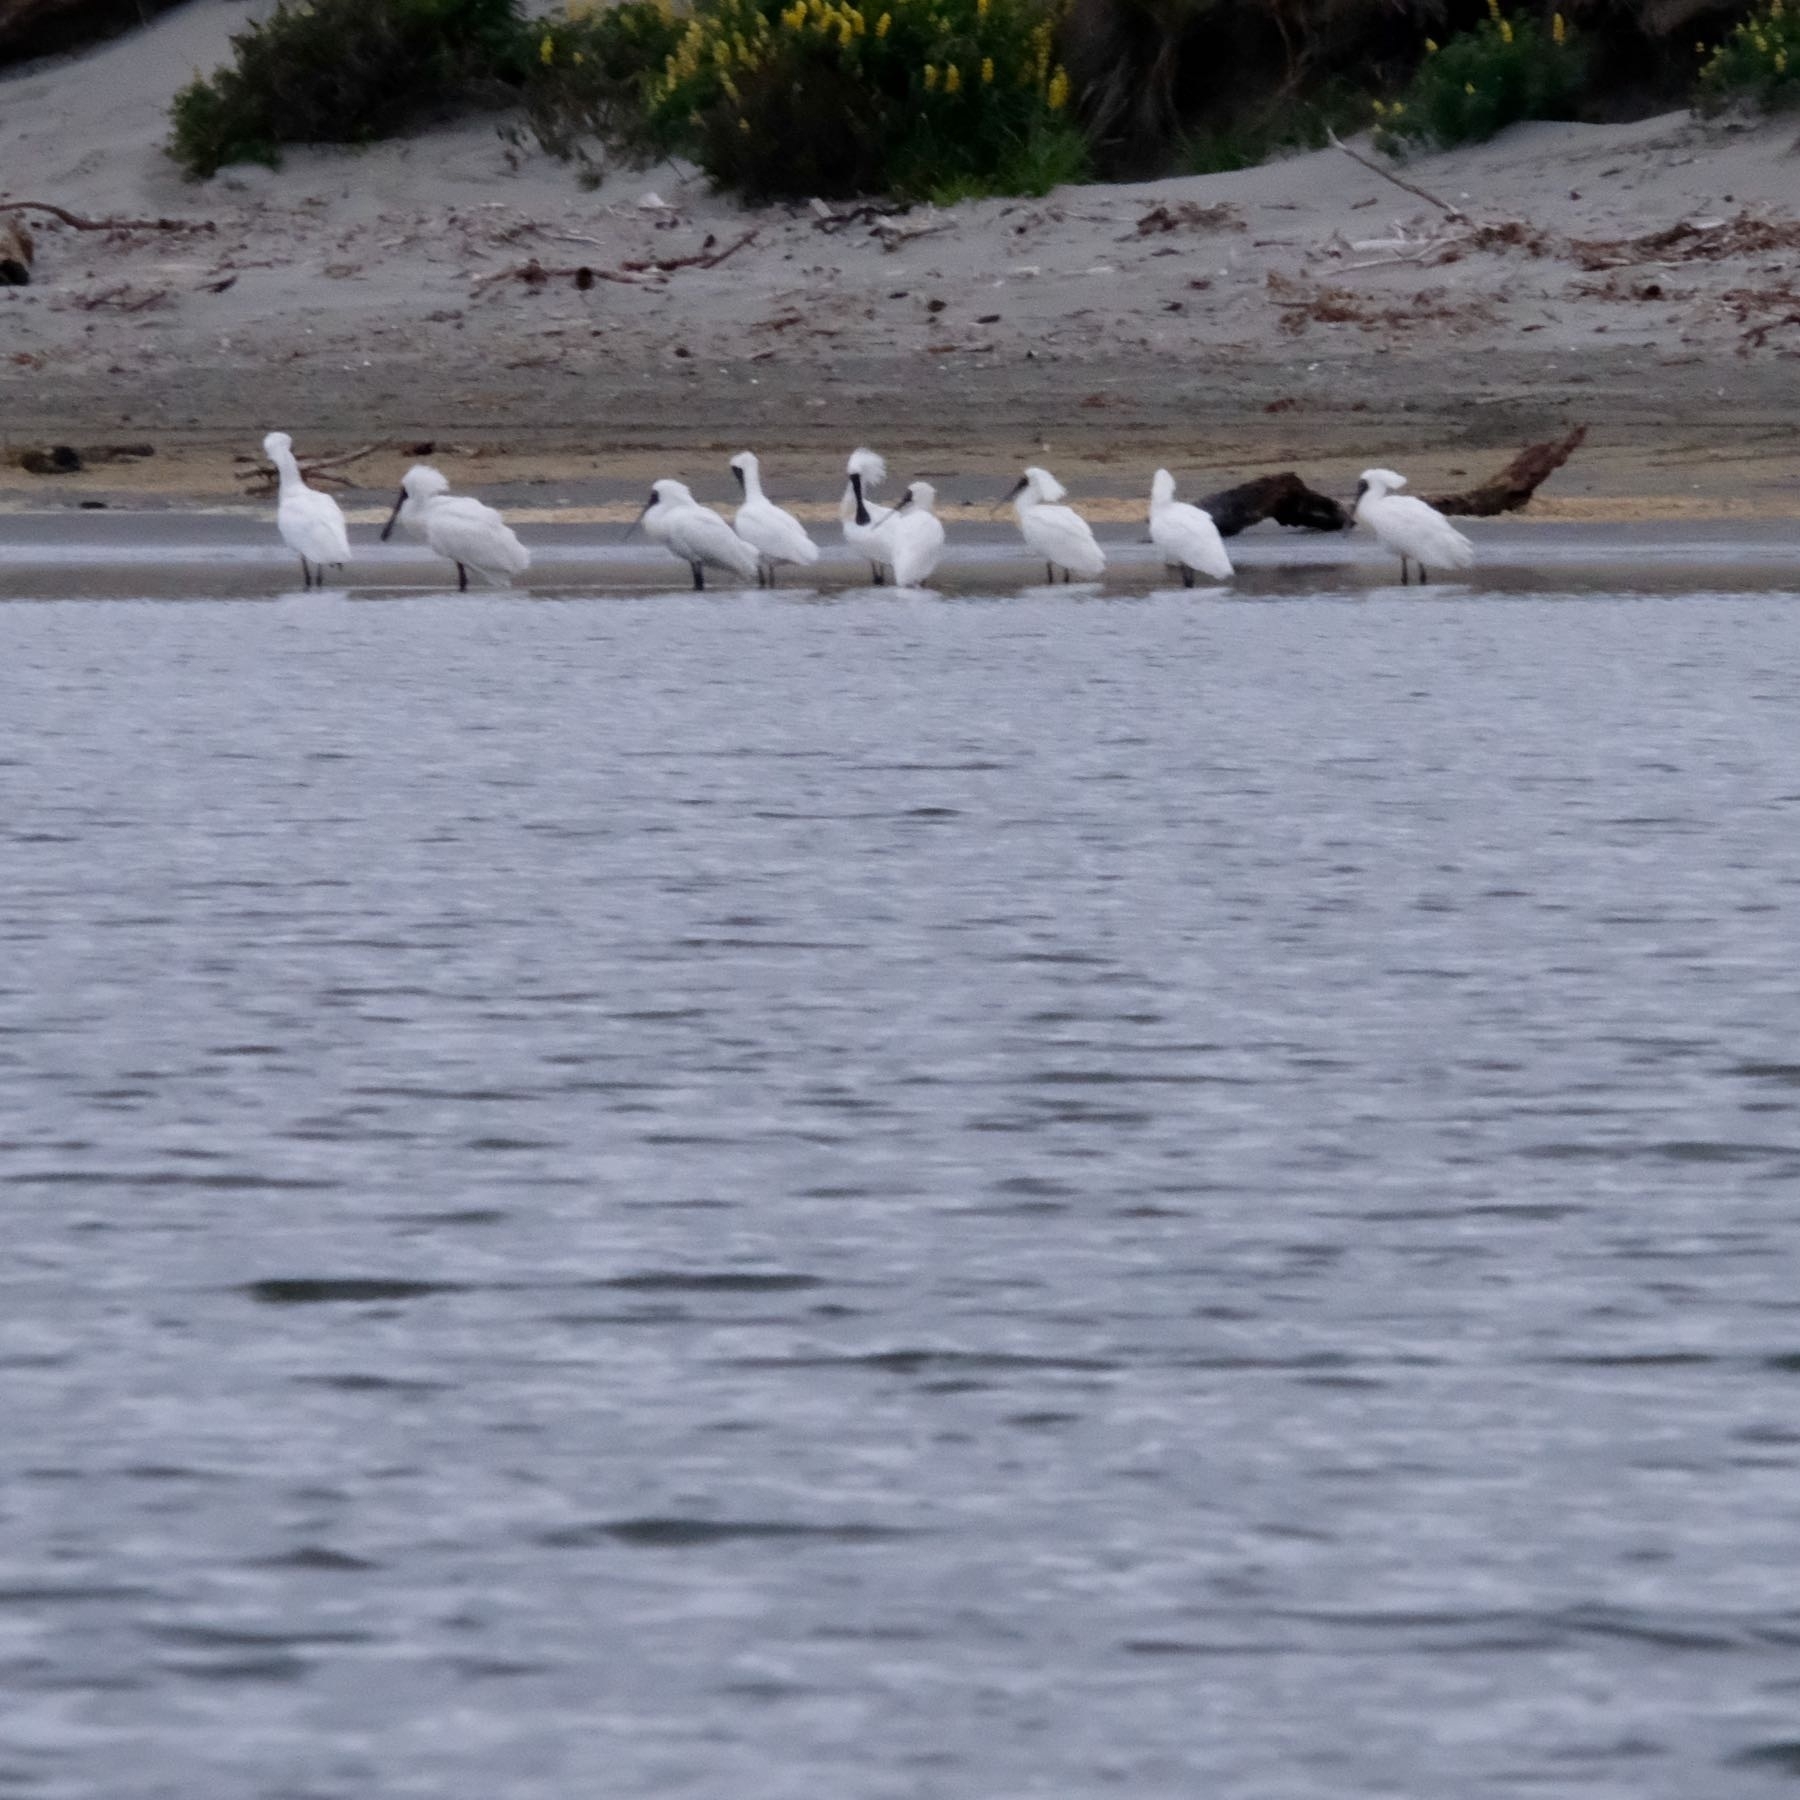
(1569, 211, 1800, 272)
(1267, 270, 1496, 336)
(1134, 201, 1243, 237)
(1426, 426, 1588, 517)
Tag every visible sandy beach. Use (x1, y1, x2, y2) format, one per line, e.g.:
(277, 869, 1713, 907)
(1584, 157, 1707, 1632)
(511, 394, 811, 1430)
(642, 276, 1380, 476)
(3, 0, 1799, 516)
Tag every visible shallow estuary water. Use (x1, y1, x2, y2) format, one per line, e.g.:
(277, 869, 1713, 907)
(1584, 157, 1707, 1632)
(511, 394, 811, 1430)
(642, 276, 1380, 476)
(5, 576, 1800, 1798)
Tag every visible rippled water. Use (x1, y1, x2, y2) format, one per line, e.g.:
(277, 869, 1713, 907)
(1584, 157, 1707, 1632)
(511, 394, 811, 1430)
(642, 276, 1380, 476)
(6, 586, 1800, 1798)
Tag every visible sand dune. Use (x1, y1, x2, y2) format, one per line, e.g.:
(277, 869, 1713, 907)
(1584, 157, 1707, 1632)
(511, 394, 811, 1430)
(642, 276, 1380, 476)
(3, 0, 1799, 511)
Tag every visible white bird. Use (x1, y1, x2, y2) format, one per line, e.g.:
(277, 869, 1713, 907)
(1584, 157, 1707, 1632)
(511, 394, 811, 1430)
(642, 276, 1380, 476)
(1354, 468, 1475, 584)
(1148, 469, 1233, 586)
(730, 451, 820, 585)
(1009, 466, 1105, 583)
(885, 481, 948, 589)
(379, 463, 529, 590)
(264, 431, 350, 588)
(634, 479, 762, 589)
(841, 447, 896, 583)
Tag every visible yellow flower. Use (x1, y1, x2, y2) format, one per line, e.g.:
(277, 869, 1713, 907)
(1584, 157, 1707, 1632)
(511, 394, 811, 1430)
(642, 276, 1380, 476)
(923, 60, 938, 87)
(1390, 100, 1404, 115)
(1424, 36, 1437, 51)
(977, 0, 988, 13)
(1552, 12, 1565, 43)
(1047, 64, 1069, 109)
(1485, 0, 1499, 17)
(1498, 18, 1512, 42)
(945, 61, 961, 90)
(572, 48, 584, 62)
(980, 54, 994, 82)
(539, 33, 554, 62)
(1371, 97, 1386, 114)
(739, 115, 751, 132)
(1465, 80, 1475, 93)
(875, 9, 890, 32)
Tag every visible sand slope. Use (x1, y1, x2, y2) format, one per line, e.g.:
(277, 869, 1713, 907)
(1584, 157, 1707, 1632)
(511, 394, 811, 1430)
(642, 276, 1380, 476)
(3, 1, 1799, 509)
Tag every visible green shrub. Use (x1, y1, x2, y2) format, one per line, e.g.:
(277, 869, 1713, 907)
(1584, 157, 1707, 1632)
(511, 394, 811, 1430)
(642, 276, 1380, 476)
(1181, 84, 1372, 173)
(1696, 0, 1800, 110)
(642, 0, 1085, 201)
(1373, 1, 1586, 152)
(523, 0, 687, 169)
(168, 0, 525, 177)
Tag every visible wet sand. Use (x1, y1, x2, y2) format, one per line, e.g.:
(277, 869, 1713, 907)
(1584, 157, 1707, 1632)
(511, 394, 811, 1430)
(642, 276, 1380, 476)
(5, 511, 1796, 601)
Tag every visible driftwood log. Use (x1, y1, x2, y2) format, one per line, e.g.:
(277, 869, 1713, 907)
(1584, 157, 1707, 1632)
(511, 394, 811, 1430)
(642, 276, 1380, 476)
(1199, 427, 1586, 538)
(0, 215, 31, 285)
(1425, 425, 1587, 517)
(1198, 472, 1350, 537)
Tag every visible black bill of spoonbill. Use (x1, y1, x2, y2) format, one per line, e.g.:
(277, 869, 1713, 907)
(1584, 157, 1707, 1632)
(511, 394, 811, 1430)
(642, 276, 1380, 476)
(379, 463, 530, 591)
(1354, 468, 1475, 585)
(263, 431, 350, 588)
(729, 451, 820, 586)
(840, 447, 896, 583)
(638, 479, 762, 590)
(1148, 469, 1233, 586)
(884, 482, 947, 589)
(1008, 466, 1106, 583)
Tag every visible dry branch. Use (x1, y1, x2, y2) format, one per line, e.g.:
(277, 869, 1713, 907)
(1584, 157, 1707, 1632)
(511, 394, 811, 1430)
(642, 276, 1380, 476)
(1325, 129, 1468, 223)
(1425, 425, 1588, 516)
(0, 200, 214, 234)
(237, 442, 381, 497)
(620, 227, 759, 274)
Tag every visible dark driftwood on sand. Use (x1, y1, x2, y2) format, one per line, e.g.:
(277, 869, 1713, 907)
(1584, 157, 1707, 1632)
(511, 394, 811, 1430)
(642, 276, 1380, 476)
(1424, 425, 1588, 517)
(1199, 428, 1587, 537)
(1197, 473, 1351, 538)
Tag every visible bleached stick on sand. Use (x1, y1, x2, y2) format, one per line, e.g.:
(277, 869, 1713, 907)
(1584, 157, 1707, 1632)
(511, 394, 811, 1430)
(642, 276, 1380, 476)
(1324, 130, 1468, 224)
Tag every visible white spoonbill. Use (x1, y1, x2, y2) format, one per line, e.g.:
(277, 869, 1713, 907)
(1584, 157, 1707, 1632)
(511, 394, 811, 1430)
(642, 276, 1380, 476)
(634, 480, 762, 589)
(730, 451, 820, 585)
(841, 447, 896, 583)
(379, 464, 530, 590)
(1008, 466, 1105, 583)
(885, 481, 947, 589)
(1354, 468, 1474, 584)
(264, 431, 350, 588)
(1148, 469, 1233, 586)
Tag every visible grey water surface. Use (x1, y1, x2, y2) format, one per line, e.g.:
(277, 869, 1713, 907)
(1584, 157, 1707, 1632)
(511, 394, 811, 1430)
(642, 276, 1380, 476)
(5, 583, 1800, 1799)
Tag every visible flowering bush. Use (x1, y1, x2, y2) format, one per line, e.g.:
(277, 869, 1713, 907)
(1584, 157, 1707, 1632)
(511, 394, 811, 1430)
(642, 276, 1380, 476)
(1696, 0, 1800, 109)
(525, 0, 687, 168)
(1373, 2, 1586, 152)
(642, 0, 1085, 199)
(168, 0, 524, 176)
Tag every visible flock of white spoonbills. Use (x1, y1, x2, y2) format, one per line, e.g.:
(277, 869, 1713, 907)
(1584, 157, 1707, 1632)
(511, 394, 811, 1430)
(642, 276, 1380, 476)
(263, 431, 1477, 593)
